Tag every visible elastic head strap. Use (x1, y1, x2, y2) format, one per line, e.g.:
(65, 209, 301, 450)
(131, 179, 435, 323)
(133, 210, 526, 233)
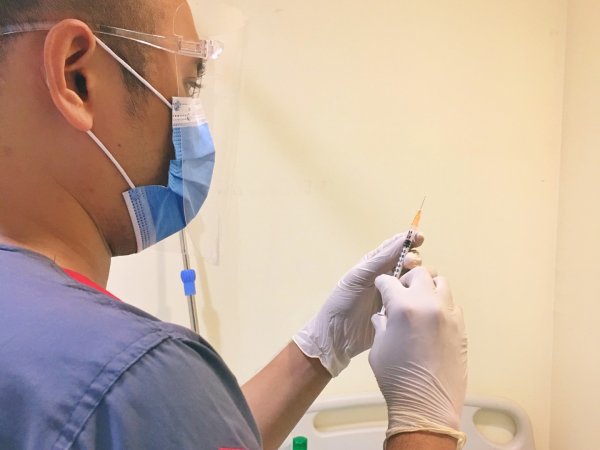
(93, 36, 173, 110)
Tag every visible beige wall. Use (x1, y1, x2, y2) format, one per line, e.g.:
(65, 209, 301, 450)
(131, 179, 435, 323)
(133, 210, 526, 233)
(109, 1, 571, 448)
(551, 0, 600, 448)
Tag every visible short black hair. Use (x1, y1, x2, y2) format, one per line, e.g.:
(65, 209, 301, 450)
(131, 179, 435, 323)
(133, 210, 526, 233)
(0, 0, 163, 115)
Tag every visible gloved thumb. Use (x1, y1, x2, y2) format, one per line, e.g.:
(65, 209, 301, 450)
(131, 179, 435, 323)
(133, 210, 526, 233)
(371, 312, 387, 334)
(344, 233, 424, 287)
(375, 274, 405, 312)
(361, 233, 424, 272)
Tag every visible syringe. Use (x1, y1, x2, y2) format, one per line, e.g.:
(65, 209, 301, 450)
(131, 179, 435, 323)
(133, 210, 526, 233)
(380, 198, 426, 315)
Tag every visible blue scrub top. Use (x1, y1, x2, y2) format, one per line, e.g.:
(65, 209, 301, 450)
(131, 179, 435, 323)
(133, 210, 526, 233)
(0, 245, 261, 450)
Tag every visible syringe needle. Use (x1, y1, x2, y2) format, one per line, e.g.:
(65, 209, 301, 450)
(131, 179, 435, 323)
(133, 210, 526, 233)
(410, 197, 426, 227)
(380, 198, 426, 315)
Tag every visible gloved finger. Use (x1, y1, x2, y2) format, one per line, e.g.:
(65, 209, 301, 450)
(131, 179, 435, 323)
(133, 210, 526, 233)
(363, 234, 403, 262)
(427, 266, 439, 278)
(392, 262, 437, 279)
(433, 276, 456, 309)
(359, 232, 426, 274)
(402, 249, 422, 270)
(341, 236, 403, 288)
(371, 312, 387, 334)
(411, 232, 425, 249)
(433, 275, 447, 291)
(375, 274, 406, 312)
(399, 266, 435, 290)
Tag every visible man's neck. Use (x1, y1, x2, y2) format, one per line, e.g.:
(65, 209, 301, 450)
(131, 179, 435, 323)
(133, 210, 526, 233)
(0, 140, 116, 287)
(0, 233, 112, 288)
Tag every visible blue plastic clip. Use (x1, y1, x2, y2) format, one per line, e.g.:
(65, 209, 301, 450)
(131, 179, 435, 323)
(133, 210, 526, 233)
(181, 269, 197, 296)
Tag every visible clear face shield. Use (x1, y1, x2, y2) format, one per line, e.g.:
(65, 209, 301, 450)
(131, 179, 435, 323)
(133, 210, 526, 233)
(170, 1, 245, 332)
(158, 0, 245, 267)
(93, 1, 245, 331)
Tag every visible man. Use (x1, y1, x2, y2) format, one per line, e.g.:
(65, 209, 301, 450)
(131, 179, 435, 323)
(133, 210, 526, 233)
(0, 0, 468, 449)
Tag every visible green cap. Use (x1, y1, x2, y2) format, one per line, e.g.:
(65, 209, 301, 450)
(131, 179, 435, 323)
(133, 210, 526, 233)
(292, 436, 308, 450)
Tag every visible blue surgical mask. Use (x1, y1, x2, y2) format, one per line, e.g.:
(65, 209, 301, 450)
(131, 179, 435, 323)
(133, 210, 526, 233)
(87, 37, 215, 253)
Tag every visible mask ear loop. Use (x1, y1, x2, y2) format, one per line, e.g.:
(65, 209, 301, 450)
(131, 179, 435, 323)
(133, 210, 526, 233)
(86, 131, 136, 189)
(86, 35, 175, 190)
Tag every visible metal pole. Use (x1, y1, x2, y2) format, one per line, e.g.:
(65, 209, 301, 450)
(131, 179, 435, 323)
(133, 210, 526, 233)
(179, 231, 200, 334)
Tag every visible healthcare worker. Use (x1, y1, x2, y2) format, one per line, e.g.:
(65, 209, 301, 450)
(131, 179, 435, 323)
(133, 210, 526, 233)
(0, 0, 468, 449)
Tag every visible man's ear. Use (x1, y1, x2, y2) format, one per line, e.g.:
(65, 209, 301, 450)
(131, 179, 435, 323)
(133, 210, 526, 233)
(44, 19, 97, 132)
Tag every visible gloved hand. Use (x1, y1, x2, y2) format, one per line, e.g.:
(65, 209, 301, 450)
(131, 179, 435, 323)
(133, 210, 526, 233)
(293, 233, 424, 377)
(369, 268, 468, 448)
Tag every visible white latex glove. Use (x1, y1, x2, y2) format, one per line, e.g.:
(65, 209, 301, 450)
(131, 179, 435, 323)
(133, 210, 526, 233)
(293, 233, 424, 377)
(370, 268, 468, 449)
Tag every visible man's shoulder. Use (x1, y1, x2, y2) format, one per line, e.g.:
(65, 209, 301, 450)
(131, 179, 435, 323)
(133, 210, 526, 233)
(72, 336, 262, 450)
(0, 246, 256, 449)
(0, 244, 212, 390)
(0, 244, 197, 345)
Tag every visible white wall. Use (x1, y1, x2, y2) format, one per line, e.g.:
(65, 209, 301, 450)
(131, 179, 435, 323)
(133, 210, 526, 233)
(551, 0, 600, 448)
(109, 1, 569, 448)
